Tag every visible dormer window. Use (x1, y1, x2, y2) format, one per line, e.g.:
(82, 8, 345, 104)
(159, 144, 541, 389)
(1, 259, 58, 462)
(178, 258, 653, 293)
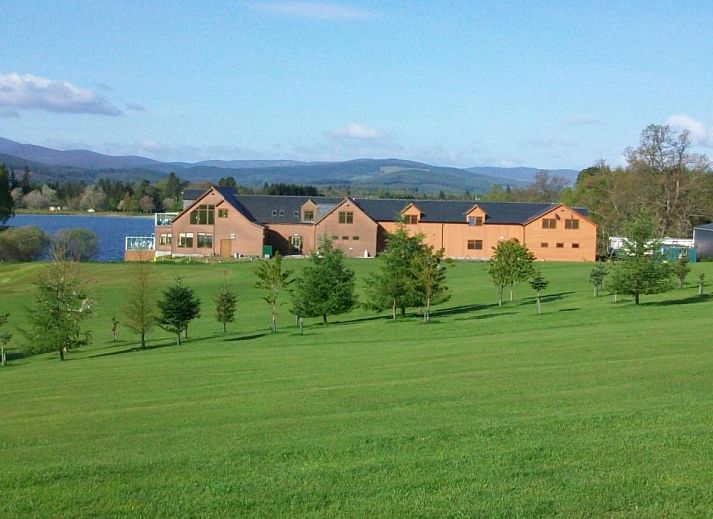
(405, 214, 418, 224)
(468, 216, 483, 226)
(303, 210, 314, 222)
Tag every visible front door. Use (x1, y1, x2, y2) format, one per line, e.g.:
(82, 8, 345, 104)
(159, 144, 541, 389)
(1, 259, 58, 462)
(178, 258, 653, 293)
(220, 239, 232, 258)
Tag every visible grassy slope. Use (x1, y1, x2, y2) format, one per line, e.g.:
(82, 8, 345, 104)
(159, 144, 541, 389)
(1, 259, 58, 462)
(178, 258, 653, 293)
(2, 260, 713, 517)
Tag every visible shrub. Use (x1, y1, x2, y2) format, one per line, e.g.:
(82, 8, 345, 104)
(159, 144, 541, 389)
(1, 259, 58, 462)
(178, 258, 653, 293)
(0, 226, 50, 262)
(53, 228, 99, 262)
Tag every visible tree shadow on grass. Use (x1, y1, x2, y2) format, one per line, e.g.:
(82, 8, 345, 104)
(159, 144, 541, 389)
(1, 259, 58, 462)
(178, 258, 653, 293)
(641, 294, 710, 307)
(456, 311, 518, 322)
(519, 291, 575, 305)
(223, 332, 270, 342)
(431, 303, 500, 318)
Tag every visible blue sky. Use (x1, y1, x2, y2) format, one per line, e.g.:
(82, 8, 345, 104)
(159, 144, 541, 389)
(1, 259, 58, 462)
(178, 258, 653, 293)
(1, 0, 711, 169)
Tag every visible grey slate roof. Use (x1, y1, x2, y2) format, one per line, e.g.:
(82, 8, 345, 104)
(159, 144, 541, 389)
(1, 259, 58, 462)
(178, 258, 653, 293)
(205, 187, 589, 226)
(182, 189, 206, 202)
(694, 223, 713, 232)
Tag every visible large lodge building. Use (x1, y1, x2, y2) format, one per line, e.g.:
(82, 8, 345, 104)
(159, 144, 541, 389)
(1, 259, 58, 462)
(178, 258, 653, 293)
(125, 186, 596, 262)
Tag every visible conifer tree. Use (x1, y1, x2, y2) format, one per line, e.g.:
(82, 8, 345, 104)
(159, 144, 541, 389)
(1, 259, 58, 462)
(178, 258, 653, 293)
(292, 237, 356, 324)
(0, 163, 15, 224)
(412, 244, 450, 322)
(363, 223, 424, 319)
(529, 270, 549, 314)
(157, 278, 201, 346)
(214, 272, 237, 333)
(608, 216, 673, 304)
(255, 252, 293, 332)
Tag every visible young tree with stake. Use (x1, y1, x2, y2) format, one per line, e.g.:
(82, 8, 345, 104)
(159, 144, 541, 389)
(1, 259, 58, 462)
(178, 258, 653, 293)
(671, 255, 691, 289)
(255, 252, 293, 333)
(123, 255, 156, 349)
(589, 262, 608, 297)
(487, 239, 535, 306)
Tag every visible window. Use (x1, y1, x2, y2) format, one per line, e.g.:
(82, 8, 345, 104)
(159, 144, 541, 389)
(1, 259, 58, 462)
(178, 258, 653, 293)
(556, 242, 564, 248)
(279, 210, 285, 216)
(271, 210, 278, 216)
(467, 240, 483, 250)
(197, 232, 213, 248)
(218, 209, 228, 218)
(178, 232, 194, 248)
(405, 214, 418, 224)
(565, 218, 579, 229)
(469, 215, 483, 226)
(352, 236, 360, 241)
(303, 210, 314, 222)
(468, 216, 475, 226)
(159, 233, 172, 245)
(338, 211, 354, 224)
(342, 236, 349, 240)
(190, 204, 214, 225)
(331, 235, 339, 240)
(293, 211, 299, 217)
(540, 242, 548, 248)
(572, 243, 580, 249)
(542, 218, 557, 229)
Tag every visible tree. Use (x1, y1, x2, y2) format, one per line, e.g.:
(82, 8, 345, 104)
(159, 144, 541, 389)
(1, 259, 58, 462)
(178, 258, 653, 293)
(589, 262, 608, 297)
(291, 237, 356, 324)
(363, 223, 424, 319)
(214, 273, 237, 333)
(123, 254, 157, 349)
(412, 244, 450, 322)
(255, 252, 293, 332)
(0, 312, 11, 366)
(79, 185, 107, 211)
(487, 239, 536, 306)
(0, 163, 15, 224)
(23, 247, 93, 360)
(607, 216, 673, 304)
(53, 228, 99, 262)
(671, 255, 691, 289)
(157, 278, 201, 346)
(0, 226, 50, 261)
(529, 270, 549, 314)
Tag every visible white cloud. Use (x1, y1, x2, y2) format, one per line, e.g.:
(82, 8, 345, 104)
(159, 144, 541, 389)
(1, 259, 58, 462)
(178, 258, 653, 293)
(0, 73, 122, 116)
(327, 122, 386, 140)
(667, 113, 710, 145)
(246, 1, 373, 20)
(565, 115, 604, 126)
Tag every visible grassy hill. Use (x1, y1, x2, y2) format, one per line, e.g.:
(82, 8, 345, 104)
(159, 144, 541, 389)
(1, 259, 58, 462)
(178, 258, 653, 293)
(2, 260, 713, 516)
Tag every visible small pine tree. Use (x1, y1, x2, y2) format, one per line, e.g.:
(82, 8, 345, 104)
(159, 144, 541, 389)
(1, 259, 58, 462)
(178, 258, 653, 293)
(671, 255, 691, 289)
(157, 278, 201, 346)
(589, 262, 608, 297)
(255, 252, 293, 333)
(291, 237, 356, 325)
(529, 270, 549, 314)
(215, 273, 237, 333)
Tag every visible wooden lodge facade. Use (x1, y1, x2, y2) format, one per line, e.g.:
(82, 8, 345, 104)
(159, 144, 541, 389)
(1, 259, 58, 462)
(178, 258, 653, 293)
(125, 186, 596, 262)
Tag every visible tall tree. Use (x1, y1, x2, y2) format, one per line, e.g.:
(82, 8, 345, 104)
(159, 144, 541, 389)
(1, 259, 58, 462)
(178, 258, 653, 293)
(364, 223, 424, 319)
(291, 237, 356, 324)
(23, 247, 93, 360)
(255, 252, 293, 332)
(214, 272, 237, 333)
(0, 163, 15, 224)
(123, 254, 157, 349)
(487, 239, 536, 306)
(157, 278, 201, 346)
(608, 215, 673, 304)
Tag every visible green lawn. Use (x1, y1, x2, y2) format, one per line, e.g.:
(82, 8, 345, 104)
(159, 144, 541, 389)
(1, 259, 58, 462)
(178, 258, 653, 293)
(2, 260, 713, 517)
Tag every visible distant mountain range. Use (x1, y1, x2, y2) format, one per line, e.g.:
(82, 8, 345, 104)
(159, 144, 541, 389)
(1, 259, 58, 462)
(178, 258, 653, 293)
(0, 137, 579, 194)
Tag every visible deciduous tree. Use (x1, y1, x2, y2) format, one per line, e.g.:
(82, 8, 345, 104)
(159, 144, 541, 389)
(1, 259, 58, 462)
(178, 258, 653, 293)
(255, 252, 293, 332)
(123, 254, 156, 349)
(589, 262, 608, 297)
(487, 239, 536, 306)
(412, 244, 450, 322)
(671, 256, 691, 289)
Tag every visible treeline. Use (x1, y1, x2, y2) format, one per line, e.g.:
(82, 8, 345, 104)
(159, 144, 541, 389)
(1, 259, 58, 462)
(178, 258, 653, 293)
(0, 226, 99, 262)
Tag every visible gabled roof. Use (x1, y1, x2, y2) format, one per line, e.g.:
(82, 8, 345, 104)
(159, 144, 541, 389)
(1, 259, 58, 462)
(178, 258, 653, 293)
(352, 199, 578, 224)
(233, 195, 343, 224)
